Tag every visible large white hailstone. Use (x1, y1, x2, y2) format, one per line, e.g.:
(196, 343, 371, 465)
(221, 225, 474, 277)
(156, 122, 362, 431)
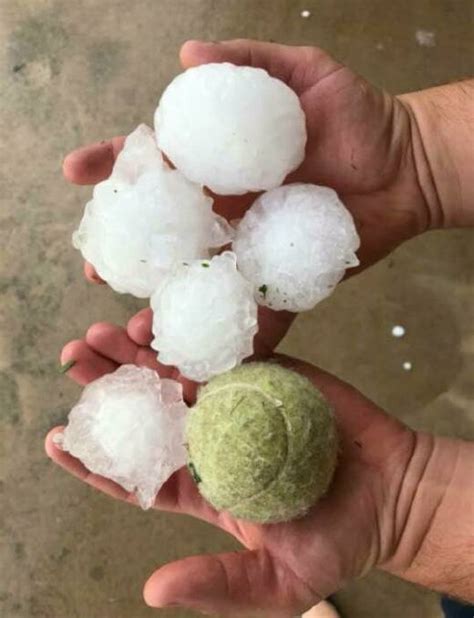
(155, 63, 307, 195)
(73, 124, 233, 298)
(151, 252, 258, 382)
(55, 365, 189, 509)
(233, 184, 360, 312)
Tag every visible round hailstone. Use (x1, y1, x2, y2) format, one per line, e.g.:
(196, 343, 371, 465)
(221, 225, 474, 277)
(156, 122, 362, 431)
(73, 124, 233, 298)
(55, 365, 189, 510)
(155, 63, 307, 195)
(233, 183, 360, 312)
(151, 252, 258, 382)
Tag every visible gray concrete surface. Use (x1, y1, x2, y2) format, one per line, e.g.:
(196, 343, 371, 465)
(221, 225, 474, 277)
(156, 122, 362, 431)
(0, 1, 473, 617)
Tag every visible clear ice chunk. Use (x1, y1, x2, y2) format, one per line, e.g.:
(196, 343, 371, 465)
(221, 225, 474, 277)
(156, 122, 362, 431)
(57, 365, 189, 509)
(72, 124, 233, 298)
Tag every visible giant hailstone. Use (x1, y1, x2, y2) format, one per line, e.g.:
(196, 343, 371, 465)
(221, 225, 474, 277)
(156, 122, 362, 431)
(232, 183, 360, 312)
(73, 124, 233, 298)
(155, 63, 307, 195)
(151, 252, 258, 382)
(54, 365, 189, 509)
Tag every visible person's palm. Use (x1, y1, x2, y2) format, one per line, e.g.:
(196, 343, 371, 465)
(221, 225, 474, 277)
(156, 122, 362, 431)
(64, 39, 428, 355)
(47, 337, 415, 617)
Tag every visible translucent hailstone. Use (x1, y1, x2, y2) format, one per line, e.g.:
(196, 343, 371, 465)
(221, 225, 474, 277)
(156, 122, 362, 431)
(233, 184, 360, 312)
(151, 252, 258, 382)
(73, 124, 233, 298)
(155, 63, 307, 195)
(55, 365, 189, 509)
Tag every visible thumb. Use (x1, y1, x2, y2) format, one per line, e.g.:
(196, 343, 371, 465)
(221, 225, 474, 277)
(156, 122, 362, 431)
(179, 39, 340, 95)
(143, 549, 317, 617)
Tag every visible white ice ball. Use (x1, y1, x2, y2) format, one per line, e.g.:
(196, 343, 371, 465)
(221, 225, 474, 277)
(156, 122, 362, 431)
(73, 125, 233, 298)
(155, 63, 307, 195)
(233, 184, 360, 312)
(56, 365, 189, 510)
(151, 252, 258, 382)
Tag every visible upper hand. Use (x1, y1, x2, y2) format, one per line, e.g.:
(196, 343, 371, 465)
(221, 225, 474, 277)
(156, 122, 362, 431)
(64, 39, 431, 355)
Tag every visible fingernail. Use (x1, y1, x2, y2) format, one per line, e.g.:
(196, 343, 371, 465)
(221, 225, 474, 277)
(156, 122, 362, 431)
(58, 359, 76, 374)
(52, 433, 65, 450)
(144, 597, 180, 608)
(187, 39, 218, 47)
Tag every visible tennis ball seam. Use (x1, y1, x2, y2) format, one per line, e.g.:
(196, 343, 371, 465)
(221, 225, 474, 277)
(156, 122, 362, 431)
(198, 382, 283, 408)
(201, 386, 288, 503)
(209, 393, 263, 494)
(226, 400, 291, 513)
(193, 383, 294, 510)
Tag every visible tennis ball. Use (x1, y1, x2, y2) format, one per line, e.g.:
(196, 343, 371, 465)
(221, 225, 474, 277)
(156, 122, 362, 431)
(186, 362, 338, 523)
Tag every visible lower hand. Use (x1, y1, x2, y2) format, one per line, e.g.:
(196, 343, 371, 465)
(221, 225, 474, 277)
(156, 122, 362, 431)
(47, 323, 419, 617)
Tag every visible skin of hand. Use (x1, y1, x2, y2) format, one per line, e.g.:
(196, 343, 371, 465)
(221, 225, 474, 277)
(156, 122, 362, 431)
(46, 337, 474, 616)
(64, 38, 436, 356)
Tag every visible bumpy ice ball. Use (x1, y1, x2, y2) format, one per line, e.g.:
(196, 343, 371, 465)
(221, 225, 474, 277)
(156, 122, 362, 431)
(155, 63, 307, 195)
(186, 362, 338, 523)
(73, 125, 232, 298)
(56, 365, 189, 509)
(233, 183, 360, 311)
(150, 252, 258, 382)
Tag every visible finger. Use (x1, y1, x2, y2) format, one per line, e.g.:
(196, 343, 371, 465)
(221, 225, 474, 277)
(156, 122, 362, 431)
(143, 549, 315, 616)
(180, 39, 338, 95)
(84, 261, 105, 284)
(60, 339, 118, 385)
(45, 429, 222, 524)
(86, 321, 185, 384)
(86, 322, 141, 365)
(127, 308, 153, 346)
(253, 306, 295, 358)
(63, 136, 125, 185)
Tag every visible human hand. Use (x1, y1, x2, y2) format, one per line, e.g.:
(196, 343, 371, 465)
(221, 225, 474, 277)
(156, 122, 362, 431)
(47, 322, 420, 617)
(64, 40, 431, 356)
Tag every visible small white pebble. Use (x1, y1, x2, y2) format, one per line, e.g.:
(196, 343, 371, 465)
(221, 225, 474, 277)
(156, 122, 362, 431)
(403, 361, 413, 371)
(375, 42, 385, 51)
(301, 9, 311, 18)
(415, 30, 436, 47)
(391, 325, 406, 338)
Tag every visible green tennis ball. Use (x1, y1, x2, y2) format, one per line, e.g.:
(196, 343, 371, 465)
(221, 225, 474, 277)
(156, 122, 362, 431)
(186, 362, 338, 523)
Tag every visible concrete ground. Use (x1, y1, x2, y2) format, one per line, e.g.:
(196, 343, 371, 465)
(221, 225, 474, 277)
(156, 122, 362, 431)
(1, 1, 473, 617)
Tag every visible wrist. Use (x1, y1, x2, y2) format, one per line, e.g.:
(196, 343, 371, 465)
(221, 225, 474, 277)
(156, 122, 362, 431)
(399, 82, 474, 229)
(381, 432, 474, 601)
